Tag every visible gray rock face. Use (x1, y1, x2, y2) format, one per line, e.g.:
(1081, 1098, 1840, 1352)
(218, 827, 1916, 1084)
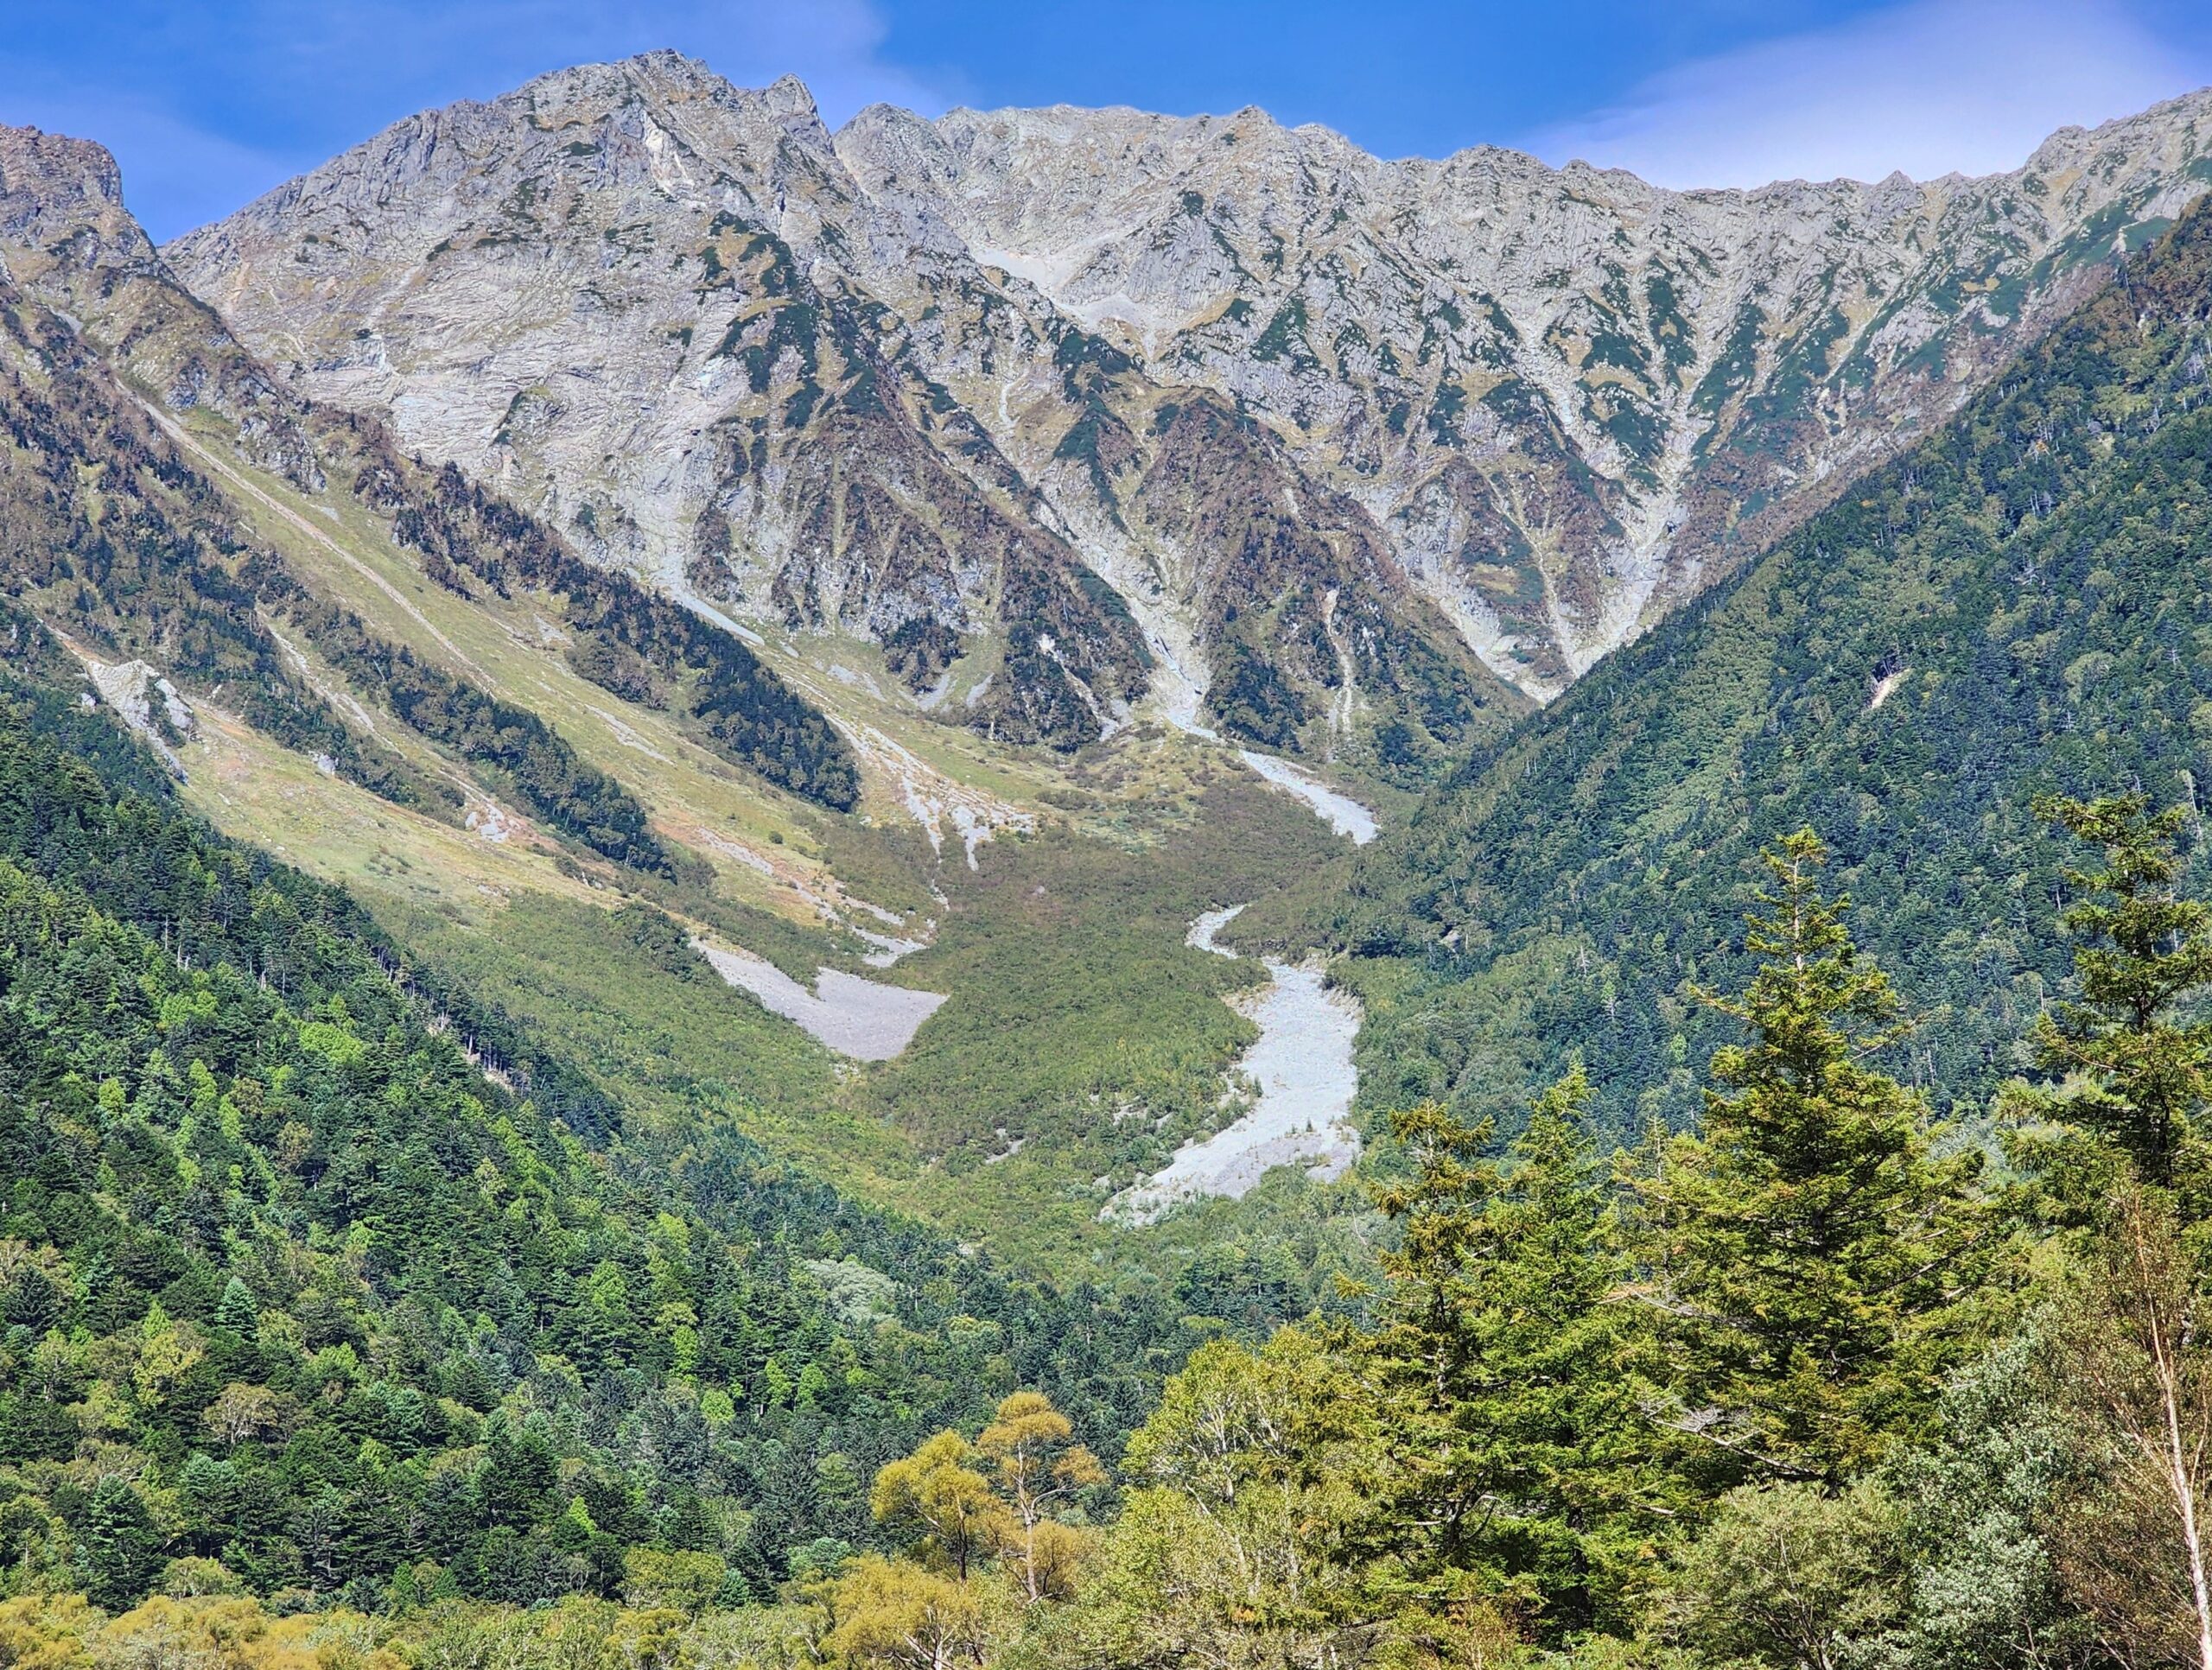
(170, 54, 2212, 752)
(160, 54, 1513, 769)
(0, 126, 160, 286)
(2, 124, 325, 489)
(165, 56, 1160, 754)
(837, 92, 2212, 692)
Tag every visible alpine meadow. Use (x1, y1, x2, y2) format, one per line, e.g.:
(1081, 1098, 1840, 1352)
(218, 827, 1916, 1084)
(15, 15, 2212, 1667)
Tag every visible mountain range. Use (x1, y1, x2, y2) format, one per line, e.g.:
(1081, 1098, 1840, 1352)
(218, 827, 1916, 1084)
(162, 53, 2212, 776)
(1, 50, 2210, 1234)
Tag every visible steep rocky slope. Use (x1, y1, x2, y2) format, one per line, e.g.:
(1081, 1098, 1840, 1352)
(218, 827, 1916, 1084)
(1, 125, 327, 487)
(1315, 194, 2212, 1143)
(171, 55, 2212, 762)
(838, 88, 2212, 694)
(164, 55, 1526, 776)
(2, 120, 861, 822)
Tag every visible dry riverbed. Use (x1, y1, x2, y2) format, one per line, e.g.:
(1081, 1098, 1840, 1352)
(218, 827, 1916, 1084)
(1109, 905, 1363, 1223)
(694, 940, 947, 1061)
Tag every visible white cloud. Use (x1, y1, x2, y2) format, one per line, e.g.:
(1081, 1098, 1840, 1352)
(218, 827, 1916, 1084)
(1524, 0, 2211, 189)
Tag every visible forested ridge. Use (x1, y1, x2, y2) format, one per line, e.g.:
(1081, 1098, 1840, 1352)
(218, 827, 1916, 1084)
(343, 438, 861, 814)
(0, 289, 442, 815)
(15, 681, 2212, 1666)
(1314, 194, 2212, 1146)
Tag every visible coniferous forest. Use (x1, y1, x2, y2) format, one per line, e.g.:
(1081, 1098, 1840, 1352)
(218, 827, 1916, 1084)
(16, 595, 2212, 1666)
(18, 41, 2212, 1670)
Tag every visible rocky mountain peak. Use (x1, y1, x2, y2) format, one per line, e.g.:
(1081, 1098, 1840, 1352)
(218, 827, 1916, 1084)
(0, 124, 158, 288)
(168, 65, 2212, 756)
(0, 121, 325, 487)
(760, 72, 823, 119)
(513, 47, 719, 111)
(513, 50, 828, 143)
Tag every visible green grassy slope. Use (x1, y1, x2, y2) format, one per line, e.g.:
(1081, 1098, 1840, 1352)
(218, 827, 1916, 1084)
(396, 761, 1349, 1279)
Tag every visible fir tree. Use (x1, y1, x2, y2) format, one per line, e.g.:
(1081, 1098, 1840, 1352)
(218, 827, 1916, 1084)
(2031, 792, 2212, 1189)
(1364, 1070, 1675, 1638)
(72, 1476, 164, 1609)
(1633, 830, 1993, 1487)
(213, 1275, 259, 1340)
(1363, 1095, 1504, 1589)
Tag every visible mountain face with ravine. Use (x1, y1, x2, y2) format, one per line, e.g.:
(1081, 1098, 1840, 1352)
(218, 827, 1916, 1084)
(1299, 188, 2212, 1153)
(168, 58, 1519, 776)
(832, 89, 2212, 689)
(171, 53, 2212, 775)
(15, 60, 2212, 1236)
(0, 113, 1374, 1273)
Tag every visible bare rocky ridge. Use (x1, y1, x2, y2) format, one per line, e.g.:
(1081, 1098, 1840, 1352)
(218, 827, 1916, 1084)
(169, 54, 2212, 762)
(0, 125, 159, 285)
(164, 54, 1521, 774)
(839, 91, 2212, 692)
(164, 60, 1166, 755)
(2, 125, 327, 488)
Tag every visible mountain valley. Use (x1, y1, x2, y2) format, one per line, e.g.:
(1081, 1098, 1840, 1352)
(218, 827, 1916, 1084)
(10, 46, 2212, 1663)
(6, 31, 2212, 1391)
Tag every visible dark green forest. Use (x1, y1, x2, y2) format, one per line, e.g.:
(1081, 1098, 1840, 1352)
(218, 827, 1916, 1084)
(16, 623, 2212, 1665)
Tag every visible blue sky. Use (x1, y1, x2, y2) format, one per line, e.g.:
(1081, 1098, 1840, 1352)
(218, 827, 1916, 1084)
(7, 0, 2212, 242)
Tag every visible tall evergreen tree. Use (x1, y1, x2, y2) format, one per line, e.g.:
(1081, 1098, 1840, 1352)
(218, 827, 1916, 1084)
(2031, 793, 2212, 1190)
(70, 1477, 164, 1610)
(1362, 1095, 1504, 1596)
(1632, 831, 1993, 1488)
(1363, 1070, 1674, 1639)
(213, 1275, 260, 1341)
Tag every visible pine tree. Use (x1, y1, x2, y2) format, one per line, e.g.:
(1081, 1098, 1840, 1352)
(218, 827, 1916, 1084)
(1363, 1095, 1504, 1588)
(1363, 1070, 1675, 1638)
(1633, 830, 1993, 1487)
(1478, 1070, 1676, 1635)
(213, 1274, 259, 1339)
(2031, 792, 2212, 1189)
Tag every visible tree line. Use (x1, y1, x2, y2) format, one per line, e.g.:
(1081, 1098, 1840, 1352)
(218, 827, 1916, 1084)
(16, 779, 2212, 1667)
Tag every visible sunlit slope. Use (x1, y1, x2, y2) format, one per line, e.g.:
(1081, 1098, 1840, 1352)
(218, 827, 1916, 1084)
(1325, 194, 2212, 1142)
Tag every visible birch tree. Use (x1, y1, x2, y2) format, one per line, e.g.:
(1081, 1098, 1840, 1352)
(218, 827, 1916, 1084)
(2052, 1184, 2212, 1670)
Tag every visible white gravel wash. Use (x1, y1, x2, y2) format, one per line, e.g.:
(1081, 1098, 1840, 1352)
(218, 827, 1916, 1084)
(1236, 751, 1379, 844)
(1109, 906, 1362, 1223)
(693, 941, 946, 1061)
